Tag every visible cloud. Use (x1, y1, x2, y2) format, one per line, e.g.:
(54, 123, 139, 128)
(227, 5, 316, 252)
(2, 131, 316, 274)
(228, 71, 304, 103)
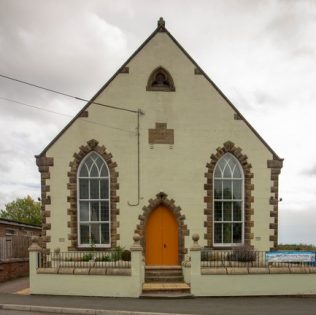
(0, 182, 40, 211)
(279, 207, 316, 244)
(0, 1, 128, 98)
(302, 165, 316, 176)
(263, 0, 316, 50)
(254, 90, 278, 106)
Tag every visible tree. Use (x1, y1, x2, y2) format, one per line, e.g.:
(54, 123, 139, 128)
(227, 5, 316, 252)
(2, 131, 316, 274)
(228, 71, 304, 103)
(0, 196, 41, 225)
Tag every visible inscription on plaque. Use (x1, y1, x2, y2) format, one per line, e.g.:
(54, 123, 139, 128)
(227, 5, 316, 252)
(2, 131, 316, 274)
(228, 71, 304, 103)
(148, 123, 174, 145)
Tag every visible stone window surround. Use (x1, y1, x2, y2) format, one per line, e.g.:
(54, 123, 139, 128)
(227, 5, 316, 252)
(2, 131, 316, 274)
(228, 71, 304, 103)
(77, 152, 111, 248)
(204, 141, 254, 249)
(135, 192, 189, 264)
(67, 139, 119, 251)
(213, 153, 244, 246)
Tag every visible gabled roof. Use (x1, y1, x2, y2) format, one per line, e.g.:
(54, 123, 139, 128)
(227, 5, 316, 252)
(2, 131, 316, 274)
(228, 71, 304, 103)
(37, 18, 282, 161)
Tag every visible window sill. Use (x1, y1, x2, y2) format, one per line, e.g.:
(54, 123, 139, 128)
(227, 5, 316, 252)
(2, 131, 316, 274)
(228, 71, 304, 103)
(76, 245, 111, 251)
(211, 244, 244, 250)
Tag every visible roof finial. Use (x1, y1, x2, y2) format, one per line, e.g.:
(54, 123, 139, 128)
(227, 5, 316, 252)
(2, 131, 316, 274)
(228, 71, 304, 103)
(157, 17, 165, 28)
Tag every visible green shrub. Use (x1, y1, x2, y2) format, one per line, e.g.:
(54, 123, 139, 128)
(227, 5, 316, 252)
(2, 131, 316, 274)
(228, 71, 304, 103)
(101, 255, 111, 262)
(201, 250, 209, 261)
(95, 255, 111, 262)
(121, 250, 131, 261)
(228, 245, 256, 262)
(82, 254, 93, 261)
(111, 246, 124, 261)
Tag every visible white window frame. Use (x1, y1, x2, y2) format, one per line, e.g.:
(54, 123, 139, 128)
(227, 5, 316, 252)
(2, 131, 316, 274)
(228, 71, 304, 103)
(213, 153, 244, 247)
(77, 152, 111, 248)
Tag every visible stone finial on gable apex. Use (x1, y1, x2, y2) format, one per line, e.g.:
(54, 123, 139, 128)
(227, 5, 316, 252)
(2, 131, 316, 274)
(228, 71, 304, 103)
(157, 17, 166, 29)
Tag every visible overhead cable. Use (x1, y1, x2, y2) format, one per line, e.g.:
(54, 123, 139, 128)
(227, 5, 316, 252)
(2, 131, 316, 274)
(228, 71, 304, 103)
(0, 74, 138, 114)
(0, 96, 135, 134)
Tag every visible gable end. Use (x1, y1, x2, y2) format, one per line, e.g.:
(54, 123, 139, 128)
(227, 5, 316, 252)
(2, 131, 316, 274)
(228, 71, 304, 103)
(36, 18, 282, 161)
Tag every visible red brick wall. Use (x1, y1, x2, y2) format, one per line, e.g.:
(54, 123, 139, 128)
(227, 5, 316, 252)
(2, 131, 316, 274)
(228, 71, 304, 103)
(0, 259, 29, 282)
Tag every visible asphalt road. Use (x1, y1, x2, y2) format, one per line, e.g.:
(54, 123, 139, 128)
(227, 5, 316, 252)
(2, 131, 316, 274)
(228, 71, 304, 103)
(1, 277, 316, 315)
(1, 294, 316, 315)
(0, 311, 59, 315)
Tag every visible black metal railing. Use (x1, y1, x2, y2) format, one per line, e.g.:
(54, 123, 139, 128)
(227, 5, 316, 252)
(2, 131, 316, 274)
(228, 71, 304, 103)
(39, 249, 131, 269)
(201, 249, 316, 268)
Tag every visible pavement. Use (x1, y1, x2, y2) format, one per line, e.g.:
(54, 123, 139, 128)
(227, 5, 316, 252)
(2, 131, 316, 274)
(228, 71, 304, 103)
(1, 277, 316, 315)
(0, 277, 29, 294)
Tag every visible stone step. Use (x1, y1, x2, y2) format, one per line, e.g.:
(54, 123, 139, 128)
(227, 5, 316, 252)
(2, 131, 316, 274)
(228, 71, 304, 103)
(140, 292, 193, 299)
(145, 265, 182, 270)
(142, 282, 191, 294)
(145, 266, 182, 273)
(145, 275, 184, 282)
(145, 266, 184, 284)
(145, 270, 183, 277)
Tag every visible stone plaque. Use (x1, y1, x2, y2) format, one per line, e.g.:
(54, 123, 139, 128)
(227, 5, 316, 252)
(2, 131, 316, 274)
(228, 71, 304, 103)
(148, 123, 174, 145)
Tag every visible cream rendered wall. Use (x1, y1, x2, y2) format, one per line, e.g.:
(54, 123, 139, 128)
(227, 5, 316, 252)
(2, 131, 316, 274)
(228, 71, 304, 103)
(191, 274, 316, 296)
(45, 32, 275, 253)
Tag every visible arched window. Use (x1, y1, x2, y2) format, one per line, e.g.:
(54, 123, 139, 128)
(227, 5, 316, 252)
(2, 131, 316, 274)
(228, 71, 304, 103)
(213, 153, 244, 246)
(77, 152, 110, 247)
(146, 67, 175, 91)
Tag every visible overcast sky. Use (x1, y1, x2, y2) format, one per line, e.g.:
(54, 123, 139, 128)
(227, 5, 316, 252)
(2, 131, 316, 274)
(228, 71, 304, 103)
(0, 0, 316, 244)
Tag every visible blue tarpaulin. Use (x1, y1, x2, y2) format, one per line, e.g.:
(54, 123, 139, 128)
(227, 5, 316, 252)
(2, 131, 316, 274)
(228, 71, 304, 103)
(266, 251, 315, 263)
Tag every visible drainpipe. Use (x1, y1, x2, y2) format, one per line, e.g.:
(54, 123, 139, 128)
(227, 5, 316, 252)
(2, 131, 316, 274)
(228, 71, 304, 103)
(128, 109, 143, 206)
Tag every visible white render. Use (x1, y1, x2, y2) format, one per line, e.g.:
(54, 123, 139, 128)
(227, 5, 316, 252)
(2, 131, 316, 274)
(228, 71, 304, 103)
(39, 22, 280, 255)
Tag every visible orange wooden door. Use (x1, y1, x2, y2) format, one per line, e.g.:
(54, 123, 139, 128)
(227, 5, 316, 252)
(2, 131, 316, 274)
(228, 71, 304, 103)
(145, 206, 178, 265)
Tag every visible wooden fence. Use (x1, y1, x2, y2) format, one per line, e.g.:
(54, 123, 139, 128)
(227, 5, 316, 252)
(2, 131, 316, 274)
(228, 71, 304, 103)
(0, 236, 31, 260)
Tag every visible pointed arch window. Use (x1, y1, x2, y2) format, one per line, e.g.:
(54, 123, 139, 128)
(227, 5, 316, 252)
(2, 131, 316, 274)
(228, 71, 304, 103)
(77, 152, 110, 247)
(146, 67, 175, 91)
(213, 153, 244, 246)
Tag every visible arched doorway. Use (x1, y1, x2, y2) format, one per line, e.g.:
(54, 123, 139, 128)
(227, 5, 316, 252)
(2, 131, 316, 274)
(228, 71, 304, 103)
(145, 206, 178, 265)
